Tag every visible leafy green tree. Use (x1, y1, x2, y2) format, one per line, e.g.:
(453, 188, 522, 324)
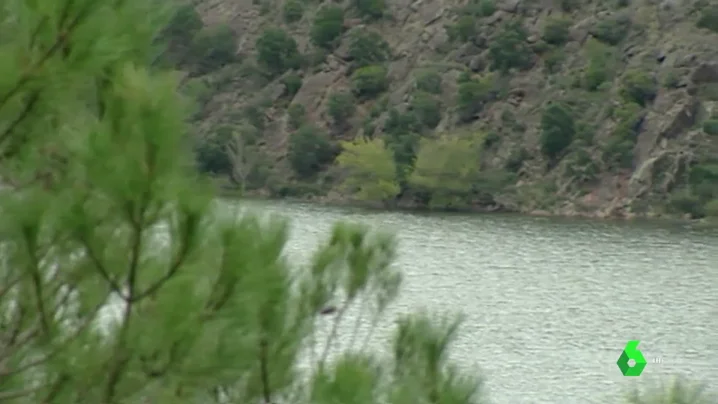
(288, 125, 336, 177)
(256, 28, 301, 76)
(352, 65, 389, 98)
(188, 24, 238, 74)
(447, 16, 478, 43)
(410, 91, 442, 129)
(540, 103, 576, 160)
(288, 103, 307, 129)
(336, 138, 400, 202)
(348, 29, 391, 68)
(583, 39, 616, 91)
(415, 69, 443, 94)
(456, 75, 495, 122)
(0, 2, 491, 404)
(409, 132, 485, 208)
(353, 0, 387, 20)
(543, 17, 572, 45)
(489, 22, 533, 73)
(311, 5, 345, 49)
(591, 14, 632, 45)
(282, 73, 304, 97)
(620, 69, 658, 106)
(283, 0, 305, 23)
(703, 119, 718, 135)
(327, 91, 356, 128)
(697, 5, 718, 33)
(196, 130, 233, 174)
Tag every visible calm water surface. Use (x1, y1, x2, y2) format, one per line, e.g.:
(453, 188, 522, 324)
(233, 199, 718, 404)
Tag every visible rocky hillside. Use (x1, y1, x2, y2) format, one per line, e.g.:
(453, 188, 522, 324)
(167, 0, 718, 219)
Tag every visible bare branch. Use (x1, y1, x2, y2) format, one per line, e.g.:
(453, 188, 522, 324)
(226, 131, 256, 191)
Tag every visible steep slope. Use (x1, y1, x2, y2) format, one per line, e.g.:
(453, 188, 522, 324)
(177, 0, 718, 219)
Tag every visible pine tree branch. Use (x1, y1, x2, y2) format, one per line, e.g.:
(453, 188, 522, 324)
(0, 301, 103, 379)
(259, 337, 272, 404)
(319, 299, 351, 365)
(24, 229, 51, 336)
(0, 0, 93, 111)
(79, 236, 126, 299)
(42, 373, 70, 404)
(0, 91, 40, 152)
(131, 237, 190, 302)
(0, 385, 44, 401)
(103, 184, 150, 402)
(0, 274, 22, 303)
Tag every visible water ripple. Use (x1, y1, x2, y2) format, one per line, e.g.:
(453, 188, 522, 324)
(238, 200, 718, 404)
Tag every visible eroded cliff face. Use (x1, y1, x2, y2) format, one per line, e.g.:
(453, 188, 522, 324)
(185, 0, 718, 219)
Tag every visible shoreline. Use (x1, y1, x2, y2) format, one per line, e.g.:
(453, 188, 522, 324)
(216, 188, 718, 228)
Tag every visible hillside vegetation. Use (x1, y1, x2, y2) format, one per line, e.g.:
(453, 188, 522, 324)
(167, 0, 718, 219)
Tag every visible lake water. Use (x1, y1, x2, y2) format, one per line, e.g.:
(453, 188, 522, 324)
(234, 199, 718, 404)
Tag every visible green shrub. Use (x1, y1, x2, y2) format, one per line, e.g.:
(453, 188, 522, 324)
(348, 29, 391, 68)
(351, 65, 389, 98)
(311, 5, 345, 49)
(703, 119, 718, 135)
(353, 0, 387, 20)
(544, 49, 565, 73)
(583, 39, 616, 91)
(456, 76, 494, 122)
(409, 91, 442, 129)
(195, 132, 232, 174)
(287, 103, 306, 130)
(189, 25, 237, 73)
(540, 103, 575, 160)
(489, 22, 533, 72)
(447, 16, 477, 43)
(704, 199, 718, 217)
(668, 191, 704, 218)
(697, 5, 718, 33)
(415, 70, 443, 94)
(478, 0, 497, 16)
(543, 17, 572, 45)
(163, 4, 203, 44)
(620, 70, 657, 106)
(283, 0, 304, 23)
(282, 74, 303, 98)
(384, 108, 422, 135)
(591, 14, 632, 45)
(256, 28, 301, 76)
(288, 125, 335, 177)
(558, 0, 579, 11)
(327, 91, 356, 126)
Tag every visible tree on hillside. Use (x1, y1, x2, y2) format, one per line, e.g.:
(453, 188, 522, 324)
(227, 130, 258, 193)
(409, 133, 485, 209)
(0, 1, 488, 404)
(336, 137, 400, 203)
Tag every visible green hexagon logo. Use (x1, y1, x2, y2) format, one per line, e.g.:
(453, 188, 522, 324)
(617, 340, 647, 376)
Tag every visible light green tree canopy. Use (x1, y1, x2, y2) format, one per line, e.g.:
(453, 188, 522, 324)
(336, 137, 400, 203)
(409, 132, 484, 207)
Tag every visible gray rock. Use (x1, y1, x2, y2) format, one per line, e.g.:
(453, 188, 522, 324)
(497, 0, 520, 13)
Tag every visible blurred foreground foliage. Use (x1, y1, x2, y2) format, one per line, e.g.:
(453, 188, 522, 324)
(0, 0, 712, 403)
